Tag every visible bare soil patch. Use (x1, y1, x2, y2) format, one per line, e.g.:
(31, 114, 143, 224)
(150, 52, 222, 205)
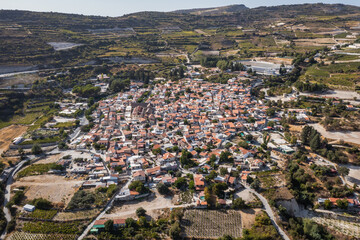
(0, 125, 27, 153)
(104, 192, 176, 220)
(294, 38, 337, 46)
(241, 208, 262, 229)
(35, 154, 63, 165)
(11, 175, 83, 205)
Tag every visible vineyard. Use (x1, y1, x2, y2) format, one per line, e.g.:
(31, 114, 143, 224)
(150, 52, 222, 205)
(312, 216, 360, 238)
(22, 221, 84, 235)
(9, 232, 77, 240)
(28, 209, 58, 220)
(181, 209, 242, 239)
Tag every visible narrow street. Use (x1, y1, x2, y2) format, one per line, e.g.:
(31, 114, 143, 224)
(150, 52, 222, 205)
(245, 186, 291, 240)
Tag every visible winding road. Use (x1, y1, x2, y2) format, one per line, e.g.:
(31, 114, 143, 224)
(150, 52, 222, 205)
(245, 185, 291, 240)
(1, 160, 28, 240)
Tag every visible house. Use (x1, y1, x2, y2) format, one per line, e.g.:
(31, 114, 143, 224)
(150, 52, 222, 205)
(194, 174, 205, 191)
(113, 218, 126, 228)
(145, 166, 161, 176)
(91, 219, 107, 233)
(23, 204, 35, 212)
(133, 170, 146, 182)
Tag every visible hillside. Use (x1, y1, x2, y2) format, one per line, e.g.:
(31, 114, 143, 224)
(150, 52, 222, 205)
(172, 4, 248, 15)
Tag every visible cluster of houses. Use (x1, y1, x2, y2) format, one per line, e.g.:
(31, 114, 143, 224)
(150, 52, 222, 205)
(70, 77, 292, 203)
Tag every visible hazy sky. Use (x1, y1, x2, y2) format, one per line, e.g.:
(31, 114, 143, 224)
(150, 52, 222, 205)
(1, 0, 359, 17)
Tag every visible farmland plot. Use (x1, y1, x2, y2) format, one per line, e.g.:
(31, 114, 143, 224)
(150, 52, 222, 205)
(181, 209, 242, 239)
(9, 232, 77, 240)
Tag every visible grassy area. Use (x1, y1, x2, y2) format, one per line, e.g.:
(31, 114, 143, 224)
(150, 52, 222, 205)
(53, 121, 76, 129)
(29, 209, 58, 220)
(17, 163, 63, 178)
(53, 209, 101, 221)
(20, 136, 61, 146)
(0, 112, 42, 129)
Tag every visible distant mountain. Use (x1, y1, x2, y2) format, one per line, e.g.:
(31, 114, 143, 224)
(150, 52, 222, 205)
(172, 4, 248, 15)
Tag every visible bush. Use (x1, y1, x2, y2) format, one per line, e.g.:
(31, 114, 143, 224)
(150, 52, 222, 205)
(136, 207, 146, 217)
(6, 219, 16, 233)
(232, 197, 247, 209)
(31, 144, 43, 155)
(17, 163, 64, 178)
(157, 183, 171, 195)
(67, 190, 96, 210)
(31, 198, 53, 210)
(129, 181, 149, 194)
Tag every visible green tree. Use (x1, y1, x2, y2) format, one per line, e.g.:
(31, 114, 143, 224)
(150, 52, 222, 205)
(31, 144, 42, 155)
(220, 167, 228, 176)
(174, 177, 187, 190)
(336, 199, 348, 209)
(338, 166, 349, 177)
(136, 207, 146, 217)
(104, 220, 114, 232)
(169, 221, 181, 239)
(324, 199, 332, 210)
(232, 197, 247, 209)
(157, 183, 170, 195)
(310, 134, 321, 151)
(32, 198, 52, 210)
(250, 178, 261, 190)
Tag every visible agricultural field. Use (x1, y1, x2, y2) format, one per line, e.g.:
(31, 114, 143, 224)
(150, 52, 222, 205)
(0, 113, 42, 130)
(0, 125, 27, 154)
(301, 62, 360, 89)
(9, 232, 77, 240)
(53, 209, 101, 221)
(11, 175, 83, 206)
(27, 209, 58, 220)
(181, 209, 243, 239)
(311, 216, 360, 238)
(294, 38, 337, 47)
(0, 73, 39, 88)
(22, 220, 85, 235)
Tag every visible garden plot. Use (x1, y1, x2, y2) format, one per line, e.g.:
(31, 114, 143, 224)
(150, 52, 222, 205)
(181, 209, 243, 239)
(11, 175, 83, 205)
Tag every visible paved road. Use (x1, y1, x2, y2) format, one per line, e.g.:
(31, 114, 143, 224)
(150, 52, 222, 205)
(1, 160, 28, 240)
(77, 178, 132, 240)
(245, 185, 291, 240)
(70, 116, 89, 142)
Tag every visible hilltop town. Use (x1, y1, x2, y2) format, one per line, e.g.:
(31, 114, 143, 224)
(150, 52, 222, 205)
(0, 2, 360, 240)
